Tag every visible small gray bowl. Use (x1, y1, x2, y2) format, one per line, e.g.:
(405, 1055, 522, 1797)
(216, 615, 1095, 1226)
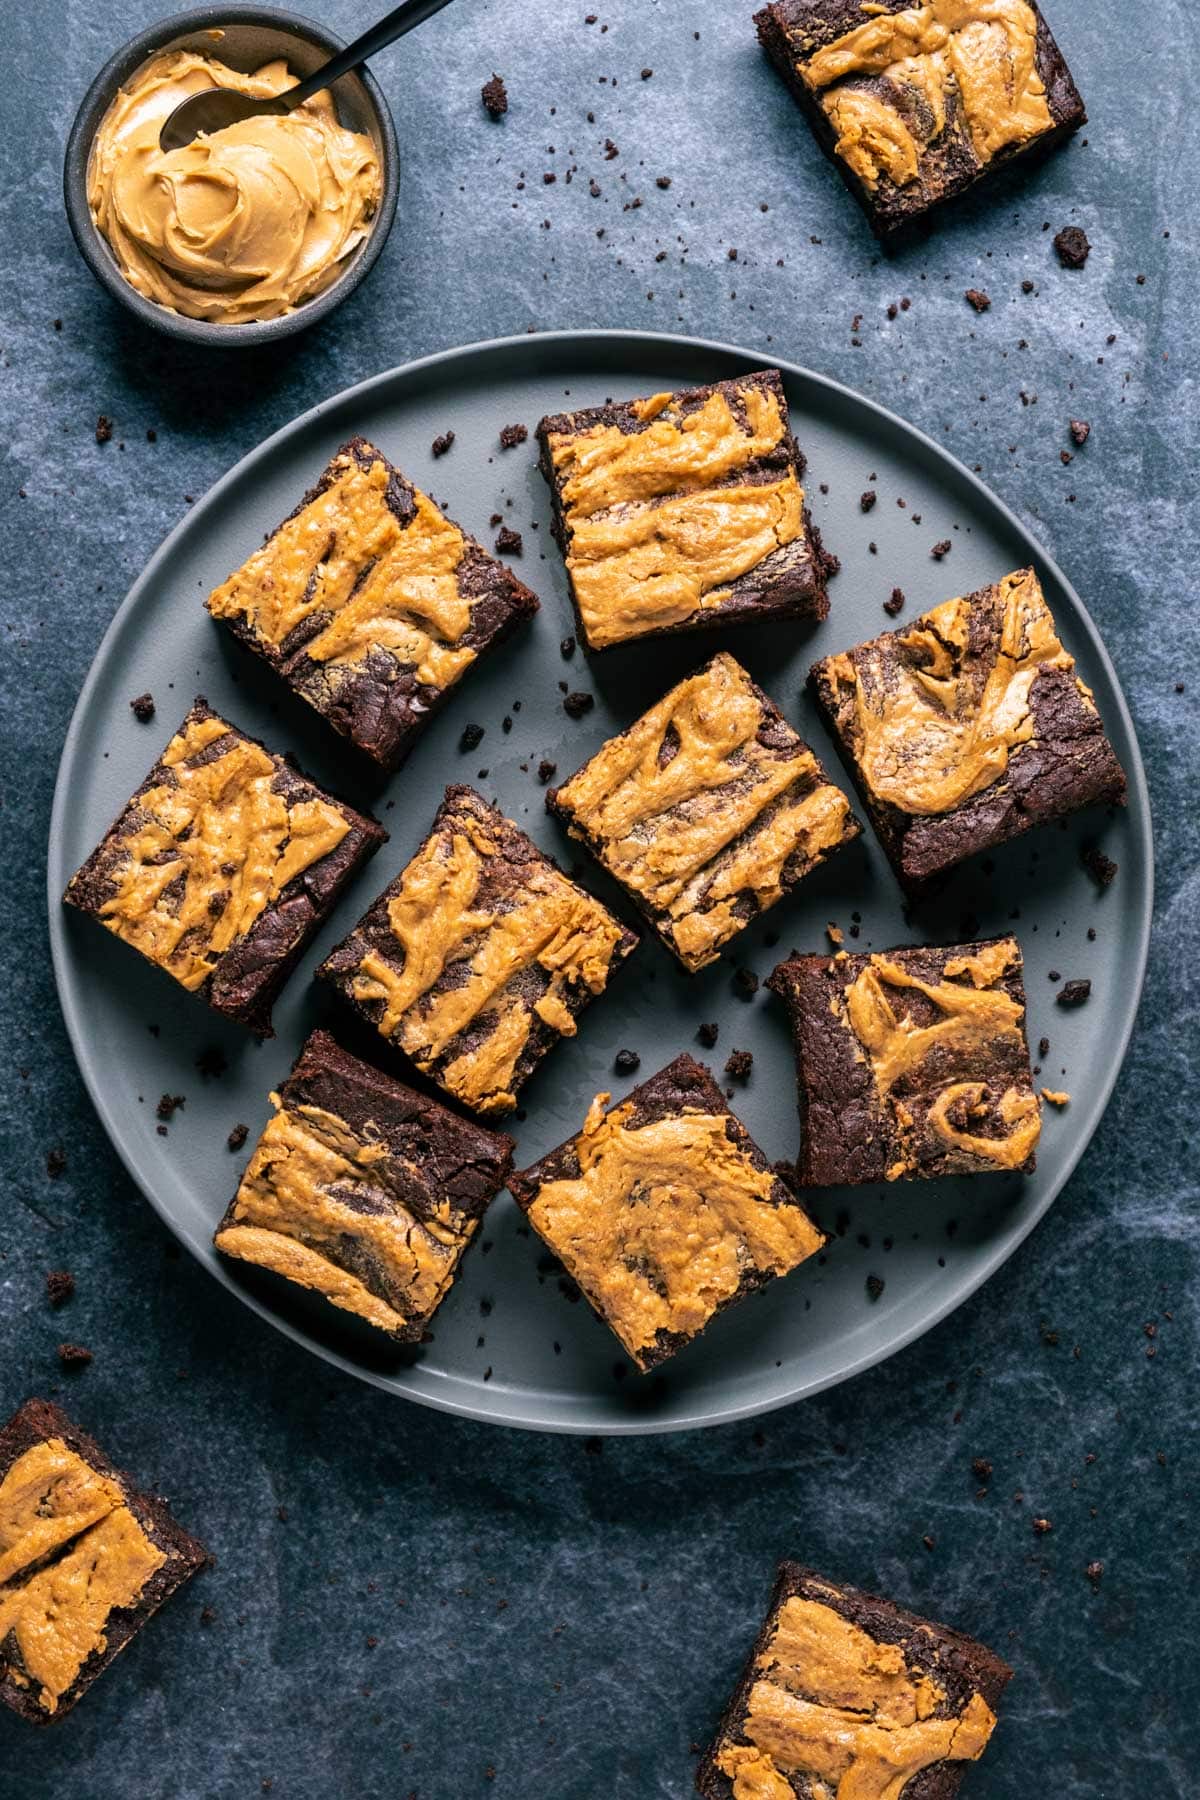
(63, 5, 399, 348)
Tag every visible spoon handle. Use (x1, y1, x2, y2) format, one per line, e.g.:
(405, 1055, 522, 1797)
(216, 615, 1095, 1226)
(284, 0, 458, 108)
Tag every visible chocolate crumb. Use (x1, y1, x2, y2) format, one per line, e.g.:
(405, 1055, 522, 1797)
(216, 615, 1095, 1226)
(1069, 418, 1091, 447)
(156, 1093, 185, 1121)
(460, 722, 485, 751)
(1085, 1560, 1104, 1585)
(641, 66, 653, 79)
(1038, 1037, 1050, 1059)
(431, 430, 455, 457)
(227, 1123, 249, 1152)
(499, 422, 528, 449)
(563, 691, 594, 719)
(971, 1457, 993, 1481)
(734, 967, 759, 998)
(57, 1343, 93, 1369)
(1021, 278, 1035, 293)
(931, 539, 952, 560)
(866, 1274, 885, 1302)
(95, 414, 113, 443)
(860, 489, 876, 512)
(883, 587, 905, 616)
(481, 74, 508, 118)
(1080, 844, 1117, 887)
(656, 175, 671, 189)
(46, 1271, 75, 1307)
(1033, 1516, 1053, 1534)
(613, 1049, 640, 1075)
(494, 524, 523, 555)
(697, 1022, 719, 1048)
(537, 759, 557, 784)
(1056, 979, 1091, 1008)
(724, 1049, 753, 1080)
(1054, 225, 1090, 268)
(46, 1146, 67, 1179)
(964, 288, 991, 312)
(560, 634, 576, 658)
(130, 692, 156, 722)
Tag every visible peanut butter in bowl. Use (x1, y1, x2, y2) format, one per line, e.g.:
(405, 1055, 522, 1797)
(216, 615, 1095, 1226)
(86, 49, 382, 324)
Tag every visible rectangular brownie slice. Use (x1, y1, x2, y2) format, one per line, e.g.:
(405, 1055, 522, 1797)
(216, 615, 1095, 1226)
(697, 1560, 1012, 1799)
(214, 1029, 513, 1340)
(809, 567, 1127, 895)
(755, 0, 1086, 240)
(63, 698, 386, 1036)
(536, 369, 834, 652)
(0, 1399, 206, 1723)
(507, 1054, 824, 1370)
(318, 785, 638, 1117)
(767, 936, 1040, 1187)
(548, 652, 860, 972)
(206, 437, 539, 771)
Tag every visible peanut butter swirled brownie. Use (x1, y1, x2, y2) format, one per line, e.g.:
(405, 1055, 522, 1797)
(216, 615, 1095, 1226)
(319, 786, 638, 1117)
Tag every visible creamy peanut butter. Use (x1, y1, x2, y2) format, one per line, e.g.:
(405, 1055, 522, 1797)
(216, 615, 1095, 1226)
(0, 1441, 164, 1714)
(798, 0, 1052, 192)
(553, 653, 855, 970)
(548, 385, 804, 648)
(716, 1596, 997, 1800)
(527, 1094, 823, 1362)
(87, 50, 381, 323)
(93, 711, 349, 990)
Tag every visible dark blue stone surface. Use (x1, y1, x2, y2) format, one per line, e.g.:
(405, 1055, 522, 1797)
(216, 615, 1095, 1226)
(1, 2, 1195, 1794)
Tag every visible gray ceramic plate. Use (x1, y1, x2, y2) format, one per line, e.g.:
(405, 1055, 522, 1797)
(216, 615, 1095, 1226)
(47, 331, 1152, 1434)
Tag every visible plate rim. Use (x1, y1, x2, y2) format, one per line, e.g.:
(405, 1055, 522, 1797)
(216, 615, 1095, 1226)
(46, 327, 1154, 1435)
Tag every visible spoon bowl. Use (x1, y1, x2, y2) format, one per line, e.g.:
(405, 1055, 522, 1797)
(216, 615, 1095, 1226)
(158, 85, 290, 152)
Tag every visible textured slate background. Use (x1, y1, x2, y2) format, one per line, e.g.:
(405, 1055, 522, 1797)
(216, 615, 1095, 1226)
(1, 1, 1196, 1794)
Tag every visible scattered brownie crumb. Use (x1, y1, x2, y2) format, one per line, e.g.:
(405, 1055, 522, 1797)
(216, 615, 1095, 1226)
(200, 1606, 218, 1627)
(560, 634, 576, 658)
(860, 490, 876, 512)
(1038, 1037, 1050, 1059)
(971, 1457, 993, 1482)
(865, 1274, 885, 1302)
(95, 414, 113, 443)
(922, 1533, 935, 1551)
(1021, 278, 1035, 294)
(1069, 418, 1091, 447)
(57, 1343, 93, 1369)
(563, 691, 594, 719)
(931, 539, 952, 560)
(1054, 225, 1090, 268)
(964, 288, 991, 312)
(129, 692, 156, 722)
(431, 430, 455, 458)
(1085, 1560, 1104, 1585)
(724, 1049, 753, 1080)
(1059, 450, 1074, 465)
(46, 1270, 75, 1307)
(195, 1046, 227, 1080)
(641, 66, 653, 79)
(604, 138, 619, 160)
(613, 1049, 641, 1075)
(1080, 844, 1117, 888)
(481, 74, 508, 118)
(537, 759, 557, 785)
(227, 1123, 249, 1152)
(883, 587, 905, 617)
(1056, 979, 1091, 1008)
(46, 1146, 67, 1179)
(1032, 1516, 1053, 1535)
(157, 1093, 185, 1120)
(494, 524, 523, 556)
(460, 722, 485, 751)
(499, 422, 528, 449)
(697, 1022, 719, 1048)
(656, 175, 671, 189)
(734, 967, 759, 998)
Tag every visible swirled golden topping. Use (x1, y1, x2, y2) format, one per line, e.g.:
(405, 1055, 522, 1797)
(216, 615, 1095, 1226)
(87, 50, 381, 323)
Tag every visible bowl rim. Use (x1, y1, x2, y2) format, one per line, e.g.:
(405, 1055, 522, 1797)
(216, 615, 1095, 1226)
(62, 3, 400, 348)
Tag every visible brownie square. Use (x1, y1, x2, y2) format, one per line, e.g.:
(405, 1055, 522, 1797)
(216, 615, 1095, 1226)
(755, 0, 1086, 239)
(536, 370, 834, 652)
(767, 936, 1040, 1187)
(206, 437, 539, 771)
(507, 1054, 824, 1370)
(215, 1029, 513, 1340)
(697, 1560, 1012, 1799)
(0, 1399, 206, 1723)
(809, 567, 1127, 894)
(548, 652, 860, 971)
(318, 785, 638, 1117)
(63, 698, 386, 1036)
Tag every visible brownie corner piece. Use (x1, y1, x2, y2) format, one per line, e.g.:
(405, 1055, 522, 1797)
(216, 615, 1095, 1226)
(62, 698, 385, 1036)
(809, 566, 1126, 893)
(768, 934, 1040, 1187)
(318, 785, 638, 1116)
(697, 1559, 1012, 1799)
(536, 368, 831, 651)
(0, 1398, 206, 1723)
(508, 1052, 824, 1369)
(214, 1028, 513, 1339)
(755, 0, 1086, 239)
(205, 436, 539, 771)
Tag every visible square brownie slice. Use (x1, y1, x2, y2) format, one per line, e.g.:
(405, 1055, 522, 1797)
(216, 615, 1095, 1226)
(755, 0, 1086, 240)
(809, 567, 1127, 894)
(0, 1399, 206, 1723)
(318, 785, 638, 1117)
(537, 370, 834, 652)
(215, 1029, 513, 1340)
(63, 698, 386, 1036)
(507, 1054, 824, 1370)
(767, 936, 1040, 1187)
(697, 1560, 1012, 1799)
(206, 437, 539, 771)
(548, 652, 860, 971)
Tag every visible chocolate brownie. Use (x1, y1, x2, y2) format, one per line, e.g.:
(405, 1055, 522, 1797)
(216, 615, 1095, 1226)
(536, 370, 833, 652)
(63, 698, 386, 1036)
(767, 936, 1041, 1187)
(0, 1399, 206, 1723)
(507, 1054, 824, 1370)
(755, 0, 1086, 239)
(318, 786, 638, 1117)
(697, 1561, 1012, 1798)
(214, 1030, 513, 1339)
(206, 438, 539, 771)
(548, 653, 859, 971)
(809, 568, 1127, 894)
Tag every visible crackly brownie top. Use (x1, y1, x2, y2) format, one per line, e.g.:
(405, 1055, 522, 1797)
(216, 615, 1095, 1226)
(216, 1033, 508, 1335)
(552, 654, 855, 969)
(207, 441, 480, 692)
(71, 705, 351, 988)
(522, 1066, 822, 1359)
(714, 1582, 998, 1798)
(541, 375, 805, 648)
(0, 1438, 166, 1715)
(790, 0, 1054, 194)
(333, 788, 631, 1116)
(814, 567, 1095, 820)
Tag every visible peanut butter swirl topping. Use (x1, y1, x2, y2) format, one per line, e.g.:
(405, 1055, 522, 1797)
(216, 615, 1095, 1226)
(716, 1596, 997, 1799)
(87, 51, 381, 324)
(91, 712, 349, 989)
(799, 0, 1052, 193)
(547, 385, 804, 648)
(0, 1441, 165, 1714)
